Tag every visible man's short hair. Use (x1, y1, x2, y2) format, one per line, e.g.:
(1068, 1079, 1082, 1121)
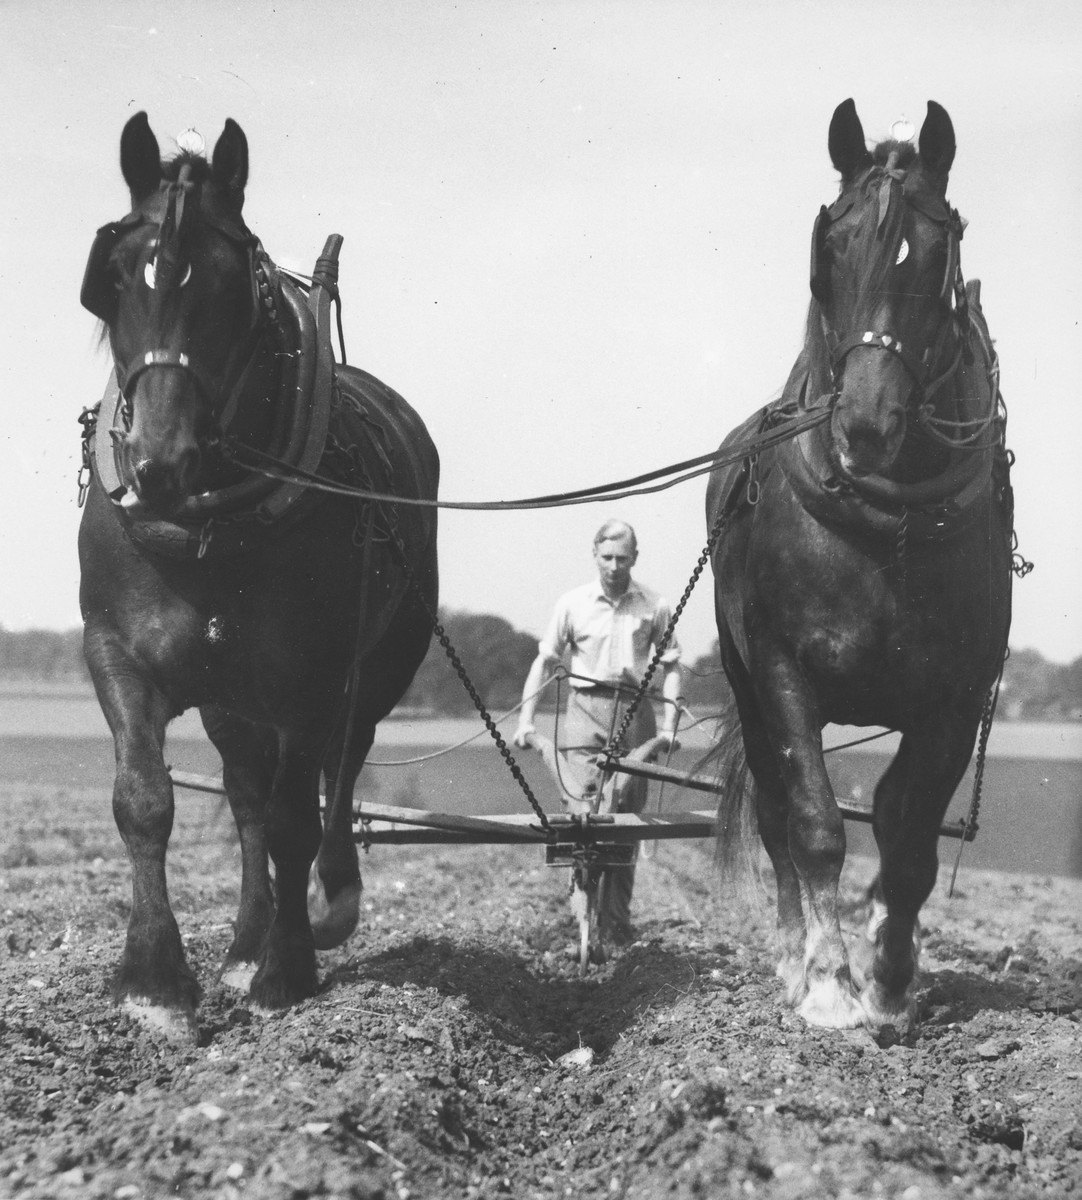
(593, 519, 637, 553)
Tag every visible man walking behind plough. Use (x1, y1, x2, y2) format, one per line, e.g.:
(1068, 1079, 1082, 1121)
(514, 519, 682, 948)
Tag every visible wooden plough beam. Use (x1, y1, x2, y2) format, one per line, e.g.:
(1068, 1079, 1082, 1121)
(607, 759, 973, 840)
(169, 769, 715, 846)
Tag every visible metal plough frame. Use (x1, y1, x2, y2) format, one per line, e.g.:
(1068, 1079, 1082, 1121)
(170, 760, 972, 845)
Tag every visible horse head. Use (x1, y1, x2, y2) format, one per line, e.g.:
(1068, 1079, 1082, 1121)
(810, 99, 966, 480)
(82, 113, 266, 516)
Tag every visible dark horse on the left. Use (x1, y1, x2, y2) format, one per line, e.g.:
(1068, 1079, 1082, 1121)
(78, 114, 439, 1040)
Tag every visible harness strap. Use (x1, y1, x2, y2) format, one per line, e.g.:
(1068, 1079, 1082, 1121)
(829, 330, 930, 387)
(117, 348, 217, 406)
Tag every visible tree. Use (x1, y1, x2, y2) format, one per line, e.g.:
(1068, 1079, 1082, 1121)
(0, 627, 88, 681)
(401, 610, 539, 716)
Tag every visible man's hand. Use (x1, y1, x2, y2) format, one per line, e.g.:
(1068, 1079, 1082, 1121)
(659, 729, 681, 753)
(513, 723, 536, 749)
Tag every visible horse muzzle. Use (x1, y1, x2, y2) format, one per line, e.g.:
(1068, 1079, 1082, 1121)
(118, 432, 201, 517)
(831, 409, 906, 479)
(829, 362, 911, 479)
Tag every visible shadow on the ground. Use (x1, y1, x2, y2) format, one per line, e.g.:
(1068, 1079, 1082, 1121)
(326, 932, 732, 1062)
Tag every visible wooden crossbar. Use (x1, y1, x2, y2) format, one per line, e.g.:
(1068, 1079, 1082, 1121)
(169, 769, 715, 846)
(355, 809, 716, 845)
(607, 759, 972, 840)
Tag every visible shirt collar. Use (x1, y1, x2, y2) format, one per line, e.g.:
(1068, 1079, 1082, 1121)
(590, 577, 642, 604)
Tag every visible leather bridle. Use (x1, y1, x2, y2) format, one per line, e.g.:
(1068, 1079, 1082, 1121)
(104, 168, 273, 440)
(813, 163, 970, 426)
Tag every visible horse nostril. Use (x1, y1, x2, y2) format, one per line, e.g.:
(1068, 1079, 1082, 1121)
(133, 457, 166, 493)
(177, 446, 200, 488)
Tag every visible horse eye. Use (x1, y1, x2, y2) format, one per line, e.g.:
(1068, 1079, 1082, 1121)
(895, 238, 909, 266)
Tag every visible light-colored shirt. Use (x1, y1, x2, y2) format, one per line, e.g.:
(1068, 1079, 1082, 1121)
(538, 578, 681, 689)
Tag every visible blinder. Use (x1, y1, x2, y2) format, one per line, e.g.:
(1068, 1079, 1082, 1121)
(81, 212, 147, 324)
(809, 197, 854, 305)
(82, 179, 270, 431)
(809, 205, 831, 304)
(81, 186, 264, 329)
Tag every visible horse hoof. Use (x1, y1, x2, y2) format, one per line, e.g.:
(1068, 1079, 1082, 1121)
(859, 983, 916, 1032)
(220, 961, 258, 992)
(775, 955, 807, 1006)
(122, 997, 199, 1044)
(796, 977, 864, 1028)
(248, 962, 318, 1011)
(309, 880, 362, 951)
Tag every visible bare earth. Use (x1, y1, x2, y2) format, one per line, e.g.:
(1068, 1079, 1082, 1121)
(1, 782, 1080, 1199)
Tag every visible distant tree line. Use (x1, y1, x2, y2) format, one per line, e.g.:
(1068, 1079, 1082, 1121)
(0, 627, 89, 682)
(671, 642, 1082, 724)
(2, 620, 1080, 721)
(400, 611, 539, 716)
(997, 648, 1082, 722)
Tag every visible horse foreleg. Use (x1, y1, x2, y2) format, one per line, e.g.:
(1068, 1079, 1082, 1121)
(248, 739, 323, 1009)
(861, 723, 976, 1029)
(770, 707, 863, 1028)
(200, 706, 277, 991)
(740, 723, 807, 1004)
(309, 721, 372, 949)
(97, 670, 200, 1041)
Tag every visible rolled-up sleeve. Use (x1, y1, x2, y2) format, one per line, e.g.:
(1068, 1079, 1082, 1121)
(538, 596, 570, 663)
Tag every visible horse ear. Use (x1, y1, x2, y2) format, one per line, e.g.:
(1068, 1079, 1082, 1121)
(120, 112, 161, 205)
(212, 118, 249, 208)
(828, 98, 872, 183)
(919, 100, 956, 189)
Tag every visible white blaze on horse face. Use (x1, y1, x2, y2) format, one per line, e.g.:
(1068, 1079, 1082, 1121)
(144, 260, 192, 290)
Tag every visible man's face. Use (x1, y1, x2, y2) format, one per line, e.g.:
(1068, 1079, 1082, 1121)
(593, 535, 637, 594)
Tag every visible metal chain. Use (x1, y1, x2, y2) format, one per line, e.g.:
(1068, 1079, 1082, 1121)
(966, 684, 997, 837)
(1011, 530, 1034, 578)
(894, 507, 909, 591)
(76, 405, 99, 507)
(948, 672, 1001, 896)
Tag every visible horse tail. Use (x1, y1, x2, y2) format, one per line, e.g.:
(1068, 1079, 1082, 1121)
(692, 688, 764, 904)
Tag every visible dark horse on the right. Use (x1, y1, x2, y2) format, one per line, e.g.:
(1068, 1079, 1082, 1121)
(707, 99, 1016, 1029)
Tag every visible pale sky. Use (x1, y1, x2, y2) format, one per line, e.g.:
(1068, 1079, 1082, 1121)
(2, 0, 1079, 663)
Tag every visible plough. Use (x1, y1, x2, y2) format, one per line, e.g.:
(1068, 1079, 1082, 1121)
(171, 738, 971, 977)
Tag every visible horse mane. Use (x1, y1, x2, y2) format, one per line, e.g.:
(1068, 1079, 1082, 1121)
(160, 152, 214, 183)
(872, 139, 918, 169)
(801, 303, 831, 397)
